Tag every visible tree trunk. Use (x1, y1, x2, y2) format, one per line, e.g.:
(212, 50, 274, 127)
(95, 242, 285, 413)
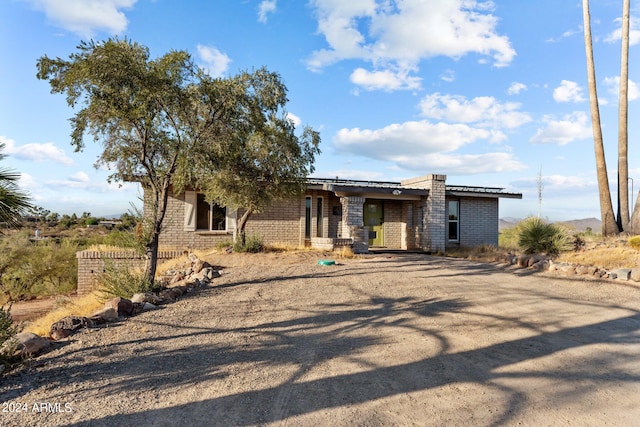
(235, 208, 253, 247)
(582, 0, 619, 236)
(630, 191, 640, 234)
(618, 0, 631, 231)
(144, 229, 160, 285)
(142, 179, 171, 285)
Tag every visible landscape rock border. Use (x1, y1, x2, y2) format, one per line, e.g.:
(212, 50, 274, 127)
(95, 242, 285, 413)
(499, 253, 639, 282)
(7, 255, 220, 360)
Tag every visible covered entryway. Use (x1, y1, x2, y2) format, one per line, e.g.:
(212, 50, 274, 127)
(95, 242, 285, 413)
(364, 199, 384, 247)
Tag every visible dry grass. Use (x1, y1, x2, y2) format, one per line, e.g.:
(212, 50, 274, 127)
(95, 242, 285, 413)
(557, 243, 640, 269)
(23, 292, 104, 337)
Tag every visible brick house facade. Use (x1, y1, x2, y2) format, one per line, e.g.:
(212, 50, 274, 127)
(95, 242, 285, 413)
(155, 174, 521, 253)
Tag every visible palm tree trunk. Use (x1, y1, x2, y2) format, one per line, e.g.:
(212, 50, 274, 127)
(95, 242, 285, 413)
(582, 0, 619, 236)
(618, 0, 630, 231)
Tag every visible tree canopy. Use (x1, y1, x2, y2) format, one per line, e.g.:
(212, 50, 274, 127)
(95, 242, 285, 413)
(37, 38, 320, 282)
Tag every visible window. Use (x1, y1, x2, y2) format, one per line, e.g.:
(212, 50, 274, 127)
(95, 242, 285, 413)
(196, 193, 226, 231)
(316, 197, 323, 237)
(305, 197, 312, 239)
(448, 200, 459, 241)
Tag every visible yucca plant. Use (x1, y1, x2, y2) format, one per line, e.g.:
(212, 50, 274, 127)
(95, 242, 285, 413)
(517, 217, 572, 256)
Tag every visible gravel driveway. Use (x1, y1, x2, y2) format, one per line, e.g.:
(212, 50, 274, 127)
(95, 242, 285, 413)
(2, 252, 639, 426)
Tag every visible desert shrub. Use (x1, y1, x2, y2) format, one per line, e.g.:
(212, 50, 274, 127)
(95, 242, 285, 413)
(97, 263, 161, 300)
(0, 233, 78, 302)
(499, 226, 519, 251)
(517, 217, 572, 256)
(216, 240, 233, 250)
(233, 234, 265, 253)
(0, 304, 21, 372)
(629, 236, 640, 250)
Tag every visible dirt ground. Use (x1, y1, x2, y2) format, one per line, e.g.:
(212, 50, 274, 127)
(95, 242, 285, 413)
(1, 251, 639, 426)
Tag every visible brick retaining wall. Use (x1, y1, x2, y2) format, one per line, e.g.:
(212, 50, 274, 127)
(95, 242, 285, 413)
(76, 250, 185, 295)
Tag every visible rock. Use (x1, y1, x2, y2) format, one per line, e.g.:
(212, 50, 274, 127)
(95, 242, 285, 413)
(517, 256, 530, 268)
(104, 297, 134, 317)
(141, 302, 158, 311)
(630, 268, 640, 282)
(1, 332, 50, 357)
(531, 260, 550, 271)
(158, 289, 176, 303)
(50, 316, 93, 340)
(131, 292, 162, 305)
(192, 258, 205, 274)
(89, 307, 118, 323)
(611, 268, 632, 281)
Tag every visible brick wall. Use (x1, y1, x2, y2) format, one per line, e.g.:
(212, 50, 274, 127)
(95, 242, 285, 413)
(76, 250, 185, 295)
(458, 197, 499, 247)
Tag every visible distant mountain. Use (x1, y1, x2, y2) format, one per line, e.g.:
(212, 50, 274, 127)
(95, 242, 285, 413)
(499, 217, 602, 233)
(555, 217, 601, 233)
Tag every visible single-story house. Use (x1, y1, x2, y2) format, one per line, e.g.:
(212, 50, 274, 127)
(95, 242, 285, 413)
(156, 174, 521, 253)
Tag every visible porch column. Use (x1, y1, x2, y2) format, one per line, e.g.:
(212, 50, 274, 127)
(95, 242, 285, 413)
(340, 196, 369, 253)
(421, 174, 446, 253)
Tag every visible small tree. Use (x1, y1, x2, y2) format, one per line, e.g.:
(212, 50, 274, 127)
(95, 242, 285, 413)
(193, 69, 321, 246)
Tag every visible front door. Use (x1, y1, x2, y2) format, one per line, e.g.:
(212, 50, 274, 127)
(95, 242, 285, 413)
(364, 200, 384, 246)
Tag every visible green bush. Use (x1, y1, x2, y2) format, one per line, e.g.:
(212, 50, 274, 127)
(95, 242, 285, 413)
(0, 304, 21, 372)
(97, 263, 161, 300)
(517, 217, 572, 256)
(629, 236, 640, 250)
(233, 234, 265, 253)
(0, 233, 78, 302)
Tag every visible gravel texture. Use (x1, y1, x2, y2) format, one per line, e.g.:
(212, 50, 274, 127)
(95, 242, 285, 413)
(1, 252, 640, 426)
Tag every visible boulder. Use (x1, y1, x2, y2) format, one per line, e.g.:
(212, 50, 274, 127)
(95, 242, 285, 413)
(630, 268, 640, 282)
(89, 307, 118, 323)
(3, 332, 50, 357)
(50, 316, 93, 340)
(131, 292, 162, 305)
(610, 268, 632, 281)
(104, 297, 134, 317)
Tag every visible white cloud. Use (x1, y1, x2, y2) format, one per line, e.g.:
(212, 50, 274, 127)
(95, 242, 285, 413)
(1, 135, 74, 166)
(25, 0, 136, 37)
(196, 45, 232, 78)
(69, 171, 90, 183)
(18, 173, 38, 190)
(306, 0, 515, 90)
(350, 68, 421, 91)
(418, 93, 532, 130)
(604, 76, 640, 101)
(394, 152, 525, 174)
(553, 80, 586, 103)
(604, 16, 640, 46)
(507, 82, 527, 95)
(529, 111, 592, 145)
(258, 0, 277, 23)
(286, 112, 302, 128)
(440, 69, 455, 83)
(332, 119, 524, 173)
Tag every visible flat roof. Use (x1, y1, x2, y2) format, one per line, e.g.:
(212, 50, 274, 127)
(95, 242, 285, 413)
(307, 177, 522, 199)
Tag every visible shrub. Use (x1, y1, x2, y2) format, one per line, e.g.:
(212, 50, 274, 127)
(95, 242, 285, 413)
(0, 304, 21, 372)
(629, 236, 640, 250)
(97, 263, 161, 300)
(517, 217, 572, 256)
(233, 234, 265, 253)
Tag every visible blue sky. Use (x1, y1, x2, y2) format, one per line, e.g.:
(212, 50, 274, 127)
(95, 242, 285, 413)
(0, 0, 638, 220)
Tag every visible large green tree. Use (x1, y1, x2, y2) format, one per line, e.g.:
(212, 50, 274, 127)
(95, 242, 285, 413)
(37, 39, 320, 282)
(192, 69, 321, 245)
(0, 142, 32, 226)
